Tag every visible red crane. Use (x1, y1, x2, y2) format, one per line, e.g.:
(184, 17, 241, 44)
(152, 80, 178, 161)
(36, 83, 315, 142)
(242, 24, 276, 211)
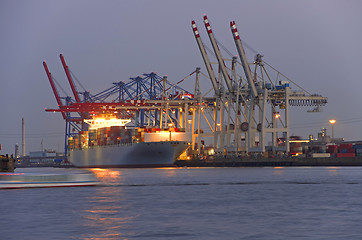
(43, 61, 67, 120)
(60, 54, 81, 103)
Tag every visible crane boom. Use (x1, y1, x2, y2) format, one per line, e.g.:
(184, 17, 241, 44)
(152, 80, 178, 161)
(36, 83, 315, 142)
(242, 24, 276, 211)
(60, 54, 81, 103)
(43, 61, 67, 120)
(203, 15, 234, 93)
(191, 20, 220, 96)
(230, 21, 258, 97)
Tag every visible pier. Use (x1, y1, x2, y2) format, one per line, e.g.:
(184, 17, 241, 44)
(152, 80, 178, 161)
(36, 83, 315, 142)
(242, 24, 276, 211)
(176, 156, 362, 167)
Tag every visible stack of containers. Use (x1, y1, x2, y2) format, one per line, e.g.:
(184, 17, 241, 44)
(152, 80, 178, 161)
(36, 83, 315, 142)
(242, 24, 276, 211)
(120, 128, 131, 144)
(98, 127, 103, 145)
(337, 143, 355, 157)
(290, 142, 302, 155)
(68, 136, 74, 149)
(73, 134, 80, 149)
(140, 129, 144, 142)
(88, 129, 97, 146)
(80, 131, 89, 148)
(109, 126, 122, 145)
(106, 127, 111, 145)
(327, 144, 338, 157)
(99, 127, 110, 146)
(353, 144, 362, 157)
(131, 128, 138, 143)
(97, 128, 101, 146)
(137, 128, 145, 143)
(310, 145, 321, 153)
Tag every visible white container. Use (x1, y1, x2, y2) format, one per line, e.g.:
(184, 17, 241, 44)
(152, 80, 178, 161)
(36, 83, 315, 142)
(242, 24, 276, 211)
(311, 153, 331, 158)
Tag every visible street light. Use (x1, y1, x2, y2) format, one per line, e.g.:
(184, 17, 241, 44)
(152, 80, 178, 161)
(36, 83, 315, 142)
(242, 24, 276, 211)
(329, 119, 336, 139)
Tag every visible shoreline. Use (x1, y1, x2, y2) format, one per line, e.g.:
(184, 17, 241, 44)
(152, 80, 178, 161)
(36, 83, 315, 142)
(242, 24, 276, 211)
(175, 156, 362, 167)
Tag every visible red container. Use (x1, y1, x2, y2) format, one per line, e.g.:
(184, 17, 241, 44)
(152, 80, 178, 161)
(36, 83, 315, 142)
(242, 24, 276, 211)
(328, 145, 338, 150)
(336, 153, 355, 158)
(347, 148, 356, 153)
(339, 144, 352, 149)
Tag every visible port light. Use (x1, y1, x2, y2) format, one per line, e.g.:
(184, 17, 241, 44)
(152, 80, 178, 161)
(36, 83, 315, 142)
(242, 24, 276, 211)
(289, 140, 310, 143)
(84, 118, 131, 129)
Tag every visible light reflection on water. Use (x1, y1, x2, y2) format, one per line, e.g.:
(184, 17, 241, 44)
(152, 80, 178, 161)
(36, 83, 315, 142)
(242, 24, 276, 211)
(78, 168, 181, 239)
(326, 166, 339, 176)
(80, 180, 137, 239)
(89, 168, 122, 184)
(272, 166, 285, 176)
(155, 167, 178, 177)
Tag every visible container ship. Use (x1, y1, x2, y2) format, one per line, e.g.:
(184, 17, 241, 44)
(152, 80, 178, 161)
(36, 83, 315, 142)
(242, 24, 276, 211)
(67, 117, 190, 168)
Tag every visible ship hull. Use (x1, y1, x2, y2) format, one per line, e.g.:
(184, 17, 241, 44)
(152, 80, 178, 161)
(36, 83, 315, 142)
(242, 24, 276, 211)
(69, 141, 188, 168)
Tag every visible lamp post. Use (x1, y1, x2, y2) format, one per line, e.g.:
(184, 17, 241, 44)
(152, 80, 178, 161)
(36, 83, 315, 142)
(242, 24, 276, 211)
(329, 119, 336, 139)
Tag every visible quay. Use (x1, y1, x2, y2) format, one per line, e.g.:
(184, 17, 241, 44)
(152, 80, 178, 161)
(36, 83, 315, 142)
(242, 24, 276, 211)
(175, 156, 362, 167)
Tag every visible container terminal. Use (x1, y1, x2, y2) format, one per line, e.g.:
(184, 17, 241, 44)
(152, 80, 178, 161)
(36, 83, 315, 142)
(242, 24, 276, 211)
(16, 15, 362, 168)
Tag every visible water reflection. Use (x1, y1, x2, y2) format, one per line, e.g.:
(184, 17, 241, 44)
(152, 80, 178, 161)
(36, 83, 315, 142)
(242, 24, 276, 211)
(155, 167, 178, 177)
(273, 166, 285, 176)
(80, 174, 136, 239)
(326, 166, 339, 176)
(89, 168, 122, 184)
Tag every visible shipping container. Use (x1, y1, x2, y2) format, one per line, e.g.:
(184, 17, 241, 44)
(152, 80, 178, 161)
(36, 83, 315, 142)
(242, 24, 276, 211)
(68, 137, 74, 149)
(339, 148, 355, 153)
(311, 153, 331, 158)
(347, 148, 355, 153)
(339, 144, 352, 149)
(327, 145, 338, 149)
(336, 153, 355, 158)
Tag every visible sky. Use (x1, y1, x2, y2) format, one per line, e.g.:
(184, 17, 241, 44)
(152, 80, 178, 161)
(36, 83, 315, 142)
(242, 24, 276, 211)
(1, 0, 362, 155)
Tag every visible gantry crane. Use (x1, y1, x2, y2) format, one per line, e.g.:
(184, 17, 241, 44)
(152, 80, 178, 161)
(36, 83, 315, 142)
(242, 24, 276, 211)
(44, 16, 327, 158)
(191, 15, 327, 156)
(43, 56, 200, 154)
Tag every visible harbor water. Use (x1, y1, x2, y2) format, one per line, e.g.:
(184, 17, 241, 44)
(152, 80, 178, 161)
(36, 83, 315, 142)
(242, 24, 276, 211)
(1, 167, 362, 239)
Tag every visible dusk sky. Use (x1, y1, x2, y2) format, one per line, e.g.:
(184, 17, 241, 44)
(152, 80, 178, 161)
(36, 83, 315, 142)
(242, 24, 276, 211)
(1, 0, 361, 155)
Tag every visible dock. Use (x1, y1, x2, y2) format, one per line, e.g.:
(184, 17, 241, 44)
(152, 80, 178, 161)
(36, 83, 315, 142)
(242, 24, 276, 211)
(175, 156, 362, 167)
